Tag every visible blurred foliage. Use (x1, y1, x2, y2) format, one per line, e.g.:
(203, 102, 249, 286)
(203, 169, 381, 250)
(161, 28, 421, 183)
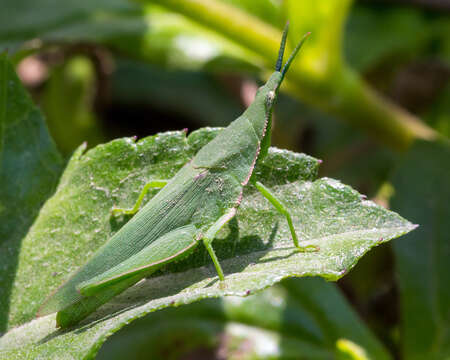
(345, 4, 450, 72)
(97, 278, 391, 360)
(391, 139, 450, 360)
(424, 83, 450, 137)
(0, 0, 439, 149)
(0, 0, 449, 359)
(110, 58, 244, 128)
(0, 53, 63, 333)
(42, 55, 105, 155)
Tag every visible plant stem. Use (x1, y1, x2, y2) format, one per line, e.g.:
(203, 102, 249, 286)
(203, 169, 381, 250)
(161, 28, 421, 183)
(284, 67, 436, 150)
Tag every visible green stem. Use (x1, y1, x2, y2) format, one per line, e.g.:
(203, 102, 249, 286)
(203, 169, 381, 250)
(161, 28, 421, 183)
(145, 0, 281, 59)
(284, 68, 436, 150)
(141, 0, 436, 151)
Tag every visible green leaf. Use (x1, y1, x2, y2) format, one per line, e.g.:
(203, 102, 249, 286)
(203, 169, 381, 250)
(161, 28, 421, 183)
(0, 0, 144, 53)
(0, 123, 414, 357)
(97, 278, 392, 360)
(0, 54, 63, 333)
(391, 139, 450, 360)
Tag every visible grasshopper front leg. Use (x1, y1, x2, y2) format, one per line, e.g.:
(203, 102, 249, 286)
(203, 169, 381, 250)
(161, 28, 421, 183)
(112, 179, 169, 216)
(254, 181, 319, 252)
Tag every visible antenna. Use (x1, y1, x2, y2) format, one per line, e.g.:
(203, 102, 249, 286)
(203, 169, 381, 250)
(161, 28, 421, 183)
(281, 32, 311, 80)
(275, 22, 289, 72)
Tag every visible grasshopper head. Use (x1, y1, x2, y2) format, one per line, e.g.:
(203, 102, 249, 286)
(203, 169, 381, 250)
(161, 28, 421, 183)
(260, 24, 310, 109)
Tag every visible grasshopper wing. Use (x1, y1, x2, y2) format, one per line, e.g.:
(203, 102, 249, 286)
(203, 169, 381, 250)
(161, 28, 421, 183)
(78, 225, 199, 296)
(55, 225, 199, 327)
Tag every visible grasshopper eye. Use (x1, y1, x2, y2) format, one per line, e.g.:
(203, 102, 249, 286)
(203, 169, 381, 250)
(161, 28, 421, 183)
(265, 90, 276, 109)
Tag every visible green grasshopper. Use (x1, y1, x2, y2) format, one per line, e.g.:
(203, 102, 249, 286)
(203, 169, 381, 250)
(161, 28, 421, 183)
(38, 25, 317, 328)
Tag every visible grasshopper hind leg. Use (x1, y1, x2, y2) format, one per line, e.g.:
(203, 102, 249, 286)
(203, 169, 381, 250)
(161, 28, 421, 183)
(112, 179, 169, 216)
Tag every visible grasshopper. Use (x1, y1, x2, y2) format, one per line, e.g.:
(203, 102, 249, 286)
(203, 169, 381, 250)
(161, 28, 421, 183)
(38, 25, 317, 328)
